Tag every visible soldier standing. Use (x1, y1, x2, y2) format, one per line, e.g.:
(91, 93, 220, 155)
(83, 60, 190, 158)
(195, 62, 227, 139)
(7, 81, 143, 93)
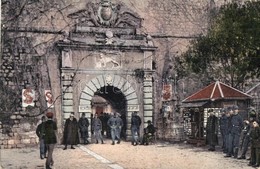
(108, 112, 123, 145)
(238, 108, 257, 160)
(92, 113, 104, 144)
(115, 113, 123, 144)
(63, 112, 79, 150)
(225, 107, 234, 157)
(78, 113, 90, 144)
(249, 121, 260, 167)
(228, 105, 243, 158)
(219, 109, 228, 152)
(131, 111, 142, 146)
(205, 109, 219, 151)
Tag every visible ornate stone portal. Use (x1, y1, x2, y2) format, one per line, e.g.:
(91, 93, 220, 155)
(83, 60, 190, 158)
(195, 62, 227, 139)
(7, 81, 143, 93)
(56, 0, 156, 140)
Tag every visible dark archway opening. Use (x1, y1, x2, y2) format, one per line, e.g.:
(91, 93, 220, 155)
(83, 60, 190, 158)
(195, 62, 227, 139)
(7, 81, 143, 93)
(92, 86, 127, 139)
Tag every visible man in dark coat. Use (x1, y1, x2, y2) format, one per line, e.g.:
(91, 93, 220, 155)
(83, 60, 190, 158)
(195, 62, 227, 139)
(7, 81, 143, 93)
(206, 109, 219, 151)
(63, 112, 79, 150)
(44, 112, 57, 169)
(249, 121, 260, 167)
(238, 119, 251, 159)
(78, 112, 89, 144)
(230, 105, 243, 158)
(131, 111, 142, 146)
(36, 115, 47, 159)
(224, 107, 234, 157)
(107, 112, 118, 145)
(219, 108, 228, 151)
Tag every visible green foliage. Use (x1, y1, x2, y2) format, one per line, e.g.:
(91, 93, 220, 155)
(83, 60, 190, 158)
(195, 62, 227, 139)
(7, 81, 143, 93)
(183, 1, 260, 89)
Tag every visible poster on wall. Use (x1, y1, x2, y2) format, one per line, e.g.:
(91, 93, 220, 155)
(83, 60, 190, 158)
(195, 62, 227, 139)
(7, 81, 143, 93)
(162, 84, 172, 101)
(22, 89, 35, 107)
(45, 90, 54, 108)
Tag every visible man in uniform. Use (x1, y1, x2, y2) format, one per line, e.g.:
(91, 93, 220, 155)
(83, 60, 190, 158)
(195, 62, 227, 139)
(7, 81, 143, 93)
(206, 109, 219, 151)
(131, 111, 142, 146)
(225, 107, 234, 157)
(228, 105, 243, 158)
(78, 112, 90, 144)
(115, 113, 123, 144)
(219, 108, 228, 152)
(238, 108, 257, 160)
(107, 112, 118, 145)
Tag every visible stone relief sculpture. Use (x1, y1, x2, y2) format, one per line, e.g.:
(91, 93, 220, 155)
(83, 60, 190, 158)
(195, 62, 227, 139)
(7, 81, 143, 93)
(68, 0, 142, 28)
(96, 53, 120, 68)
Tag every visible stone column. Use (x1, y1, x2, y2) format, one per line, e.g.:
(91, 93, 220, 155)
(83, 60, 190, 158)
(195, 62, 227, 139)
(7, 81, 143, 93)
(61, 72, 74, 120)
(143, 73, 153, 127)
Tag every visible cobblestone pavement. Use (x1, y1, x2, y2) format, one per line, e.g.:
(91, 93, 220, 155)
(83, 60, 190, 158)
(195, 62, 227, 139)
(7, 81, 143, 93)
(0, 139, 256, 169)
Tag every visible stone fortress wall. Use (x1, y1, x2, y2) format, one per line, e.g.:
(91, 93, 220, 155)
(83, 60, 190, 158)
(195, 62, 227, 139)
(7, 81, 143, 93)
(0, 0, 242, 148)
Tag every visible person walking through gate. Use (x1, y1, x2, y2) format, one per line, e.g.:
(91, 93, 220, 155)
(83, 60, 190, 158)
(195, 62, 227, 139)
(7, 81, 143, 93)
(131, 111, 142, 146)
(63, 112, 79, 150)
(36, 115, 47, 159)
(205, 109, 219, 151)
(44, 112, 57, 169)
(78, 112, 90, 144)
(92, 113, 104, 144)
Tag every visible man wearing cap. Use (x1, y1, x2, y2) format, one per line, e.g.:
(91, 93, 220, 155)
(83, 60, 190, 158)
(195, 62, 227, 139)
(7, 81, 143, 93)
(229, 105, 243, 158)
(44, 112, 57, 169)
(206, 109, 219, 151)
(115, 113, 123, 144)
(131, 111, 142, 146)
(63, 112, 79, 150)
(92, 113, 104, 144)
(36, 115, 47, 159)
(219, 108, 228, 151)
(238, 108, 256, 160)
(107, 112, 121, 145)
(225, 107, 234, 157)
(141, 120, 156, 145)
(78, 113, 90, 144)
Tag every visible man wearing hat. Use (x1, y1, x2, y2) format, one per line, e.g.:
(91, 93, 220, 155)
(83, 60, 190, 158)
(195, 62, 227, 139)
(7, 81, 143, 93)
(131, 111, 142, 146)
(44, 112, 57, 169)
(141, 120, 156, 145)
(205, 109, 219, 151)
(78, 112, 90, 144)
(36, 115, 47, 159)
(62, 112, 79, 150)
(229, 105, 243, 158)
(219, 108, 228, 151)
(238, 108, 257, 160)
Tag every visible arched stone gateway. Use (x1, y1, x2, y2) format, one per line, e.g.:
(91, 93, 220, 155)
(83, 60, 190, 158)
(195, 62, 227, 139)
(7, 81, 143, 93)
(57, 0, 157, 141)
(79, 74, 139, 139)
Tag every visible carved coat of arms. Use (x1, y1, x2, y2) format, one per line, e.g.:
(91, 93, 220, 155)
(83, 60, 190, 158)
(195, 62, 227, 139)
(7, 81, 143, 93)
(68, 0, 142, 28)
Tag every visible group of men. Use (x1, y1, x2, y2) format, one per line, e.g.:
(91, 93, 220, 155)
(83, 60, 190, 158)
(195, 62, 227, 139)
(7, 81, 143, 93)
(36, 111, 157, 168)
(206, 105, 260, 167)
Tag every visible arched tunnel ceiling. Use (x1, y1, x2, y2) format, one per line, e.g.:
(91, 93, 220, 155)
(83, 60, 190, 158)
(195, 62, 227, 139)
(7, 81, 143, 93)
(94, 86, 127, 112)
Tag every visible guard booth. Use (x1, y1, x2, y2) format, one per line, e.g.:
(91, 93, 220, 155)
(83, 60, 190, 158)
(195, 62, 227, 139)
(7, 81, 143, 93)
(181, 81, 252, 145)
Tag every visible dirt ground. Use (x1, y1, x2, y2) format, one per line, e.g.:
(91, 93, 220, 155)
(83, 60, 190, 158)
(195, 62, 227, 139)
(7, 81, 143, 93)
(0, 139, 256, 169)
